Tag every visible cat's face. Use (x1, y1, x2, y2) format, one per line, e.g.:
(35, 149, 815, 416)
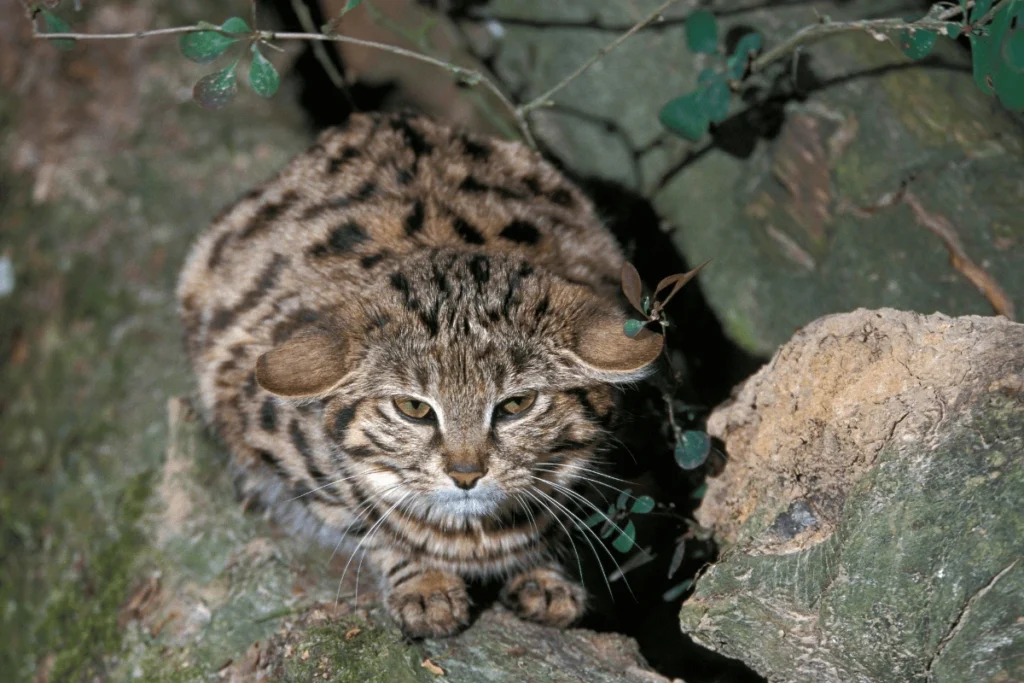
(255, 250, 662, 523)
(321, 328, 617, 524)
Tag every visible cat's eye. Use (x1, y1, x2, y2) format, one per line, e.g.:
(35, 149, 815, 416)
(394, 396, 434, 420)
(497, 390, 538, 418)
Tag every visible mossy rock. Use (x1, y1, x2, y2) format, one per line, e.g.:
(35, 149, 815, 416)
(682, 309, 1024, 682)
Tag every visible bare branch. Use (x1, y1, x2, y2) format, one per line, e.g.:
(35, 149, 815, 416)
(518, 0, 689, 118)
(750, 0, 1009, 75)
(33, 21, 536, 147)
(290, 0, 350, 97)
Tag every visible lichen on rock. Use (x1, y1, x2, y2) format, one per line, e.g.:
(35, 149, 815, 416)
(682, 308, 1024, 683)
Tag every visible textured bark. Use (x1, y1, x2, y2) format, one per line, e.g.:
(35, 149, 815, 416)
(0, 3, 667, 681)
(682, 309, 1024, 683)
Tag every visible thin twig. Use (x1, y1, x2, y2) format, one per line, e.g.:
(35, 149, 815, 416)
(750, 0, 1008, 75)
(34, 25, 212, 40)
(361, 0, 522, 141)
(518, 0, 688, 117)
(291, 0, 355, 107)
(33, 22, 536, 147)
(268, 30, 536, 147)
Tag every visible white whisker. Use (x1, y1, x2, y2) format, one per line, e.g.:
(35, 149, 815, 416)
(338, 491, 411, 607)
(530, 485, 636, 601)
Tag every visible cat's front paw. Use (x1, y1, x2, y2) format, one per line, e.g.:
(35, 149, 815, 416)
(501, 567, 586, 628)
(385, 569, 471, 639)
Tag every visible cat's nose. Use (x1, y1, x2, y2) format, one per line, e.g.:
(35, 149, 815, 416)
(447, 463, 486, 490)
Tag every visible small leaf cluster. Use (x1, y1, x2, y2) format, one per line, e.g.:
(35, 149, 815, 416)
(620, 260, 711, 341)
(583, 489, 656, 553)
(619, 262, 716, 469)
(659, 11, 763, 141)
(899, 0, 1024, 109)
(180, 18, 279, 110)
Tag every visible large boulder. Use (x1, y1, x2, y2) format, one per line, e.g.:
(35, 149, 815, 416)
(680, 309, 1023, 682)
(0, 3, 668, 681)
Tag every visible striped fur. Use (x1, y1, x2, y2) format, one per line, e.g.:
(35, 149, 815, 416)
(176, 112, 660, 637)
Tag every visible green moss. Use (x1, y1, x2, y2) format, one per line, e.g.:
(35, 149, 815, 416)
(283, 617, 432, 683)
(35, 471, 154, 682)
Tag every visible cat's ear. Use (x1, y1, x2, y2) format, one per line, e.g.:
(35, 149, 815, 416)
(570, 311, 664, 383)
(255, 329, 352, 398)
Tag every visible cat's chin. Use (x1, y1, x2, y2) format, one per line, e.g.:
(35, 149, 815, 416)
(425, 486, 505, 520)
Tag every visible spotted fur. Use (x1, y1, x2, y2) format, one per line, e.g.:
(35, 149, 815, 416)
(176, 112, 663, 637)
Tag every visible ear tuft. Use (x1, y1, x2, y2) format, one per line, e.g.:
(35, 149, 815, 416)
(255, 330, 351, 398)
(573, 314, 664, 382)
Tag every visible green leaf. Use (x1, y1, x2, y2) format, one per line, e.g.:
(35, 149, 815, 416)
(180, 17, 250, 64)
(726, 32, 763, 79)
(623, 319, 648, 338)
(899, 28, 938, 59)
(994, 68, 1024, 108)
(616, 488, 632, 510)
(583, 511, 606, 528)
(674, 430, 711, 470)
(221, 17, 252, 35)
(697, 72, 731, 123)
(970, 32, 998, 94)
(40, 10, 75, 51)
(659, 91, 710, 141)
(685, 10, 719, 54)
(248, 46, 280, 98)
(641, 295, 651, 316)
(193, 61, 239, 110)
(1003, 29, 1024, 72)
(340, 0, 363, 14)
(689, 482, 708, 500)
(947, 23, 963, 40)
(970, 0, 994, 22)
(612, 520, 636, 553)
(630, 495, 656, 514)
(971, 1, 1024, 102)
(662, 579, 694, 601)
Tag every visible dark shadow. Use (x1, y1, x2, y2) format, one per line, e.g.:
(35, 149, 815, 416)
(542, 174, 765, 682)
(269, 0, 397, 128)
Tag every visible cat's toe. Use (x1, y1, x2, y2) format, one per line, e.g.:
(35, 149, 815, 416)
(501, 567, 585, 628)
(386, 570, 470, 638)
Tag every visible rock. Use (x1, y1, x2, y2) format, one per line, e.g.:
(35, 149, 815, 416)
(471, 0, 1024, 355)
(680, 308, 1024, 683)
(0, 3, 668, 681)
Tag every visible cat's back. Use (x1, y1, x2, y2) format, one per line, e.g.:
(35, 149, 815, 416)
(178, 112, 622, 340)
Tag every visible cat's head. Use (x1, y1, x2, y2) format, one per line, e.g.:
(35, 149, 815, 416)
(254, 250, 662, 523)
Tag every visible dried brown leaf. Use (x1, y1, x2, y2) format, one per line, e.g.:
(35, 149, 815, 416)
(620, 262, 646, 316)
(421, 657, 445, 675)
(652, 259, 711, 315)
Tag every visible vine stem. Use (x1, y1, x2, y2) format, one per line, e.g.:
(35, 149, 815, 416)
(516, 0, 689, 118)
(750, 0, 1009, 75)
(30, 19, 537, 147)
(265, 30, 537, 148)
